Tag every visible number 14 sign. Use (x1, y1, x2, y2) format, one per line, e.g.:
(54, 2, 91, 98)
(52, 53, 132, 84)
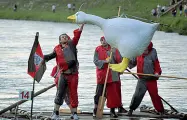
(19, 90, 32, 100)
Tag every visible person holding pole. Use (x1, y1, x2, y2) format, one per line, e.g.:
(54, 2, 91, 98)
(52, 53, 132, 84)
(44, 24, 84, 120)
(127, 41, 164, 116)
(93, 36, 127, 118)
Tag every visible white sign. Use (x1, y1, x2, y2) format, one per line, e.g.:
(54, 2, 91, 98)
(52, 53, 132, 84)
(19, 90, 32, 100)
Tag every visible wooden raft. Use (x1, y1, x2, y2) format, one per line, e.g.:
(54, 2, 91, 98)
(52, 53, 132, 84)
(0, 105, 187, 120)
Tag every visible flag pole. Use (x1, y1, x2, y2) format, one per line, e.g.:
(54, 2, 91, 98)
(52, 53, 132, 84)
(30, 79, 36, 120)
(27, 31, 46, 119)
(29, 32, 39, 120)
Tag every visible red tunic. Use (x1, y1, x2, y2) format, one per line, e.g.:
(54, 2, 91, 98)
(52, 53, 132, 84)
(51, 28, 82, 86)
(94, 45, 121, 84)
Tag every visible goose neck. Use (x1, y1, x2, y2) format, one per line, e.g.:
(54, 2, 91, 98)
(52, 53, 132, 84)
(85, 14, 105, 28)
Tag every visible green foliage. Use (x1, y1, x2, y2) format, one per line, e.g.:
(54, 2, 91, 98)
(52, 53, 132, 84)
(179, 22, 187, 35)
(0, 0, 186, 35)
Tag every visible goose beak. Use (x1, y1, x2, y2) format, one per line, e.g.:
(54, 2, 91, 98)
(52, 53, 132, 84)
(67, 14, 76, 22)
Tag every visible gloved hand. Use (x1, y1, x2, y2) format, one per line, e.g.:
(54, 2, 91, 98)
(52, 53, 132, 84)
(105, 57, 111, 63)
(142, 73, 160, 80)
(151, 73, 160, 80)
(154, 73, 159, 77)
(43, 55, 48, 62)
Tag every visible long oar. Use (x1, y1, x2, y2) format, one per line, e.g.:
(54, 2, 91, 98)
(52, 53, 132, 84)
(123, 71, 187, 80)
(125, 69, 178, 113)
(160, 96, 178, 113)
(96, 50, 113, 118)
(0, 84, 55, 115)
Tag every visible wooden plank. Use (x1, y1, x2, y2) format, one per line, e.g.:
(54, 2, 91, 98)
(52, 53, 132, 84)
(59, 108, 82, 114)
(1, 111, 184, 120)
(2, 106, 187, 120)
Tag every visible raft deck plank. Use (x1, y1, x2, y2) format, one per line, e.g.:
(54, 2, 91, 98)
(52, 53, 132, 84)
(0, 111, 181, 120)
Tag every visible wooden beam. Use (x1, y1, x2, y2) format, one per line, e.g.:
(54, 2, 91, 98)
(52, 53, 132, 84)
(161, 0, 184, 16)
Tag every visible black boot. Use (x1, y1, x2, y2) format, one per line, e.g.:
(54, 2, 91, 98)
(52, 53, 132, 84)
(93, 108, 97, 117)
(127, 109, 133, 116)
(157, 110, 165, 116)
(118, 106, 128, 113)
(110, 108, 118, 118)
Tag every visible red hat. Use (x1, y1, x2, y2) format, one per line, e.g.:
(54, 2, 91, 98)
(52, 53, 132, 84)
(100, 36, 105, 41)
(147, 42, 153, 51)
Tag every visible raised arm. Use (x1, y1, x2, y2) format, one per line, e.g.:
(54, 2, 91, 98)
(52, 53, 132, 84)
(72, 24, 84, 46)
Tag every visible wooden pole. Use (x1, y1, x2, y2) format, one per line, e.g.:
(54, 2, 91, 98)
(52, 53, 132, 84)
(123, 71, 187, 80)
(161, 0, 184, 16)
(0, 84, 55, 115)
(96, 50, 113, 118)
(118, 6, 121, 17)
(160, 97, 178, 113)
(30, 79, 36, 120)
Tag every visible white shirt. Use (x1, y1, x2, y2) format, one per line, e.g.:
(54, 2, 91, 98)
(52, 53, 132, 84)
(67, 4, 71, 9)
(52, 5, 56, 10)
(184, 5, 187, 10)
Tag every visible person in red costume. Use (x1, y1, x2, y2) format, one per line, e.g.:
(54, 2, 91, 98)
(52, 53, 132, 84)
(93, 36, 127, 118)
(127, 41, 164, 116)
(51, 65, 72, 110)
(44, 24, 84, 120)
(50, 33, 76, 113)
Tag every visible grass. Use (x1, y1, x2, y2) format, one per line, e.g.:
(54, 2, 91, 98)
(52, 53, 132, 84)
(0, 0, 187, 35)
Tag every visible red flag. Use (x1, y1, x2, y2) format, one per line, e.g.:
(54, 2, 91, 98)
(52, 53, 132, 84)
(28, 32, 46, 83)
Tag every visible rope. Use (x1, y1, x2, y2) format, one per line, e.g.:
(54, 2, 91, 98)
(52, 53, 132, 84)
(140, 105, 187, 119)
(10, 108, 50, 119)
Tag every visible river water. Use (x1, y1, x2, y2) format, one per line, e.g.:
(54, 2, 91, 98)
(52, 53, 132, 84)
(0, 19, 187, 119)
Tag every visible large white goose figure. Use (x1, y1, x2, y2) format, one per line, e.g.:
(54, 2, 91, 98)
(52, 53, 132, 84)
(67, 11, 159, 72)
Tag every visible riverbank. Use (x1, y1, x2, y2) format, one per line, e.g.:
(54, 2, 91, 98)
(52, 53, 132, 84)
(0, 0, 187, 35)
